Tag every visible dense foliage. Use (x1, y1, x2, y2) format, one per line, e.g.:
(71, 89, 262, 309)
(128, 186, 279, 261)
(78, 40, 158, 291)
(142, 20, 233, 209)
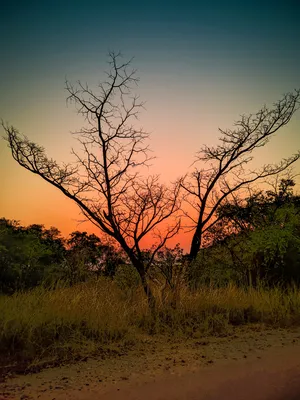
(0, 219, 122, 294)
(190, 179, 300, 288)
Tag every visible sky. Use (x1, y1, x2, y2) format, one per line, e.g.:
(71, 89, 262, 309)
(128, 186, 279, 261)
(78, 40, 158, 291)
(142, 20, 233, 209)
(1, 0, 299, 250)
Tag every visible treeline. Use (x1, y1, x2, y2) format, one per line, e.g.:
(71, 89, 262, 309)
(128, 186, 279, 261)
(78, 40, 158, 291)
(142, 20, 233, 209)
(0, 221, 123, 294)
(1, 180, 300, 295)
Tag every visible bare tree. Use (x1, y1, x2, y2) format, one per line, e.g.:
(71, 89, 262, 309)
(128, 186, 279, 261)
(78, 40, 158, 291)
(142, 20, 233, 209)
(2, 52, 181, 309)
(182, 89, 300, 261)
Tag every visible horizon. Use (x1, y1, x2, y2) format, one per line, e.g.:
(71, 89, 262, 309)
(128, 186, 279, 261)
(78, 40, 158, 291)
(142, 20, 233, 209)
(1, 0, 300, 251)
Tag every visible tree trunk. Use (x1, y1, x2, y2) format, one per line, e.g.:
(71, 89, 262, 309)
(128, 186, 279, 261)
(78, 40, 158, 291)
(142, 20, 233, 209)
(141, 272, 156, 313)
(189, 227, 203, 262)
(130, 257, 156, 313)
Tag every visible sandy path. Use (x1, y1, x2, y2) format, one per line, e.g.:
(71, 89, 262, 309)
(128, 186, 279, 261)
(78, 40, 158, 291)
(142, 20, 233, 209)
(100, 345, 300, 400)
(1, 327, 300, 399)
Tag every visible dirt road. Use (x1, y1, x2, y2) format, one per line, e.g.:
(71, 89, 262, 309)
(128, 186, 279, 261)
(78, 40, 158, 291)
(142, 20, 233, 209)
(100, 345, 300, 400)
(1, 327, 300, 399)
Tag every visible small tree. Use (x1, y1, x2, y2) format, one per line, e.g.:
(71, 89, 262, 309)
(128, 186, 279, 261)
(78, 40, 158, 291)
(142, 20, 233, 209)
(182, 90, 300, 261)
(2, 53, 181, 308)
(152, 244, 186, 308)
(61, 231, 102, 284)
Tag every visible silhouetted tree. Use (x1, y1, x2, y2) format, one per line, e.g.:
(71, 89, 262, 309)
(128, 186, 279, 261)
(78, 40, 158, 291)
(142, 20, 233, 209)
(60, 231, 100, 284)
(182, 90, 300, 261)
(2, 53, 181, 309)
(152, 244, 186, 308)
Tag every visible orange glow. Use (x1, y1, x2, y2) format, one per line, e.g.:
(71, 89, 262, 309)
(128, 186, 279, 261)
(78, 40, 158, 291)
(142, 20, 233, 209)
(1, 75, 300, 252)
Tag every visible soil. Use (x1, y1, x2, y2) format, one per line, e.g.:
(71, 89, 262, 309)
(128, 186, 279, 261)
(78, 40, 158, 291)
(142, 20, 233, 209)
(1, 325, 300, 400)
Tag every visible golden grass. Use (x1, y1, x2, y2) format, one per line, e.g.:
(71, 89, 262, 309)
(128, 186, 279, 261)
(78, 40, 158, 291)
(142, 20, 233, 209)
(1, 279, 300, 369)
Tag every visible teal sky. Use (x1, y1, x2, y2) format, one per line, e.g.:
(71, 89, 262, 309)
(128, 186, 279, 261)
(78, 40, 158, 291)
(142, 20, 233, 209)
(1, 0, 299, 245)
(1, 1, 299, 98)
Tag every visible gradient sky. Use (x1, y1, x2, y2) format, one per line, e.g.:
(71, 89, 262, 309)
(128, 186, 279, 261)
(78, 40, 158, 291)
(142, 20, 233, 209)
(1, 0, 299, 249)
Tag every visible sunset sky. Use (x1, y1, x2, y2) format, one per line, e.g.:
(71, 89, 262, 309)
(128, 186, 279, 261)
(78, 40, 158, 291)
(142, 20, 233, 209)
(1, 0, 299, 250)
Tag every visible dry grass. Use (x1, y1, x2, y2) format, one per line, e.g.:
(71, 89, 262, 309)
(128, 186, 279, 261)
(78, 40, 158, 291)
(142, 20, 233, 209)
(1, 278, 300, 371)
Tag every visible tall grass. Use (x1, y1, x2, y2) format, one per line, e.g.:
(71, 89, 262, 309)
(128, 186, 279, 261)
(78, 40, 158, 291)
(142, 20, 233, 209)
(0, 279, 138, 366)
(146, 282, 300, 336)
(1, 279, 300, 370)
